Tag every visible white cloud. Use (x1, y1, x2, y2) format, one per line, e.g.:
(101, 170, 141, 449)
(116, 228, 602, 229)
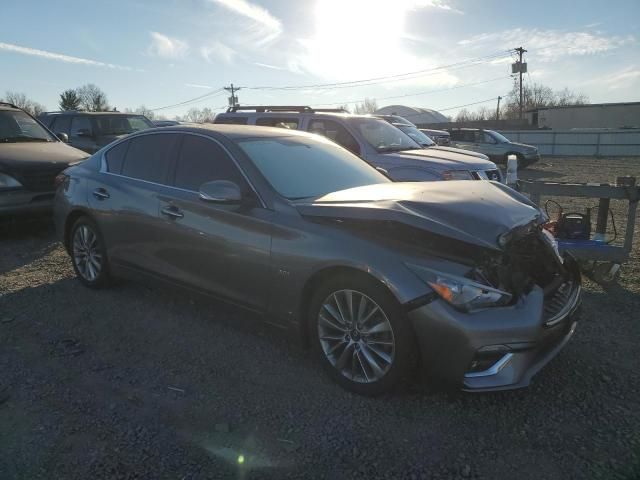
(254, 62, 286, 70)
(206, 0, 282, 45)
(585, 66, 640, 90)
(147, 32, 189, 58)
(459, 29, 635, 62)
(0, 41, 133, 70)
(200, 41, 236, 63)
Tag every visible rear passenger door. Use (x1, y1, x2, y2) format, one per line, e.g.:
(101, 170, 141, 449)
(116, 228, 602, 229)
(153, 133, 272, 309)
(88, 133, 181, 274)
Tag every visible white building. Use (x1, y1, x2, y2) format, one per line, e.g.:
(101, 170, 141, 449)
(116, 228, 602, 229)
(373, 105, 448, 125)
(526, 102, 640, 129)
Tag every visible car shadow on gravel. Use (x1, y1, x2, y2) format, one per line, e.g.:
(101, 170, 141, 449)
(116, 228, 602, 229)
(0, 217, 58, 275)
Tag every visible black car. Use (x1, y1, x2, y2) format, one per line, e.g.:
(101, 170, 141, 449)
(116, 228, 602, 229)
(0, 102, 88, 217)
(39, 111, 154, 154)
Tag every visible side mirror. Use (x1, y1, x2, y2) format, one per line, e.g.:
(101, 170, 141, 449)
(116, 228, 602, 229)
(199, 180, 242, 204)
(56, 132, 69, 143)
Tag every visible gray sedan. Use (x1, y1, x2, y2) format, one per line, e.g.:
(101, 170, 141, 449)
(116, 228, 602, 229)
(53, 125, 581, 395)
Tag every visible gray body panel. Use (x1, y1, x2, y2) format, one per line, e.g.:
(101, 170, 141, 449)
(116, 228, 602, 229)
(54, 125, 578, 390)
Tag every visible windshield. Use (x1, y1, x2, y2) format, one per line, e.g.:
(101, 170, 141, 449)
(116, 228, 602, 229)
(0, 110, 55, 143)
(350, 118, 421, 153)
(237, 135, 389, 199)
(94, 115, 154, 135)
(396, 125, 436, 147)
(487, 130, 510, 143)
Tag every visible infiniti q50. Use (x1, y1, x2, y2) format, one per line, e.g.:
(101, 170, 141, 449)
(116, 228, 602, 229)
(54, 125, 580, 395)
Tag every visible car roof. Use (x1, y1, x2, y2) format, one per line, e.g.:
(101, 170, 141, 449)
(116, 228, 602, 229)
(39, 111, 148, 116)
(143, 123, 321, 140)
(217, 110, 377, 120)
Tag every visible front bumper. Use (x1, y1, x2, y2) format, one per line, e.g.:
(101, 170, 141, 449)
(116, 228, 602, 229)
(0, 189, 55, 217)
(407, 256, 581, 391)
(522, 153, 541, 166)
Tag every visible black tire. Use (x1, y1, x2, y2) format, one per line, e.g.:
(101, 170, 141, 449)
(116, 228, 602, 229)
(69, 216, 111, 289)
(309, 273, 417, 396)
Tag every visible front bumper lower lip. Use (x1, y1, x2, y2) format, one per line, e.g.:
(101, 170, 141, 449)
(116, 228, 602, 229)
(0, 189, 55, 216)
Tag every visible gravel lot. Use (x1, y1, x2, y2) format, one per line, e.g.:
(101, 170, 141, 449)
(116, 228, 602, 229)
(1, 157, 639, 480)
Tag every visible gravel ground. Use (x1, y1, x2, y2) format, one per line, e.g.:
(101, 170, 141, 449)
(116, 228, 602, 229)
(1, 157, 639, 480)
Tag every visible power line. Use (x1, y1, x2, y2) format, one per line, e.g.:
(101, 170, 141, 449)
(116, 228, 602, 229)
(150, 88, 225, 112)
(241, 50, 514, 91)
(313, 75, 511, 107)
(397, 96, 505, 119)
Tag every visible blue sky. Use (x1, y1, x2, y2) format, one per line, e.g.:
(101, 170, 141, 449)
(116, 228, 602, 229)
(1, 0, 639, 118)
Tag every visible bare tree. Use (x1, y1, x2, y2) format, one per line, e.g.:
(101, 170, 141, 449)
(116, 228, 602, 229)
(3, 91, 46, 116)
(76, 84, 110, 112)
(184, 107, 216, 123)
(500, 82, 589, 120)
(125, 105, 156, 120)
(59, 89, 81, 111)
(337, 104, 351, 113)
(353, 98, 378, 114)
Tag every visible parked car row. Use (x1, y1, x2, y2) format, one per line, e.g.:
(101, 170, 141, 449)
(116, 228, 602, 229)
(214, 106, 504, 182)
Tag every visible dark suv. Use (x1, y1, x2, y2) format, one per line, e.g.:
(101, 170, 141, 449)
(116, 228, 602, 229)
(0, 102, 87, 216)
(448, 128, 540, 167)
(39, 111, 154, 154)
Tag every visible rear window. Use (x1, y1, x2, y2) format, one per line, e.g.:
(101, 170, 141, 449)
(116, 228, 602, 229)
(215, 116, 248, 125)
(105, 141, 129, 174)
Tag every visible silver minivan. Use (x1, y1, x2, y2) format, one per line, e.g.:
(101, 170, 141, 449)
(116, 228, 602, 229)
(215, 106, 503, 182)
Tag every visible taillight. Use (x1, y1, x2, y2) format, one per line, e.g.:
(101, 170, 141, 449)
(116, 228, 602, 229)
(54, 172, 69, 188)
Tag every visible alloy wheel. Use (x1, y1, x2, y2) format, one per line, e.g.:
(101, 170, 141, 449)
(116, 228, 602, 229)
(72, 225, 103, 282)
(317, 289, 396, 384)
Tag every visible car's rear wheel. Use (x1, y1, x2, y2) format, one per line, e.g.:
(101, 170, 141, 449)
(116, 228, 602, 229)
(70, 216, 111, 288)
(309, 274, 416, 396)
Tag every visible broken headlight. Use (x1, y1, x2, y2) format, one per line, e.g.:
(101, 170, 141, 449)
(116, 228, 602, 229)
(407, 264, 512, 312)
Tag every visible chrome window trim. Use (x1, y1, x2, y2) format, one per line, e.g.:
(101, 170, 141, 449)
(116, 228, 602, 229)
(99, 130, 266, 208)
(464, 353, 514, 379)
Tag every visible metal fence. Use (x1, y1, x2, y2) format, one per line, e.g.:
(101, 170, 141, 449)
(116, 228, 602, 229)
(497, 129, 640, 157)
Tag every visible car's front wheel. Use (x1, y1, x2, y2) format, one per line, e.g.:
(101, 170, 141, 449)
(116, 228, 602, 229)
(70, 216, 111, 288)
(309, 274, 416, 396)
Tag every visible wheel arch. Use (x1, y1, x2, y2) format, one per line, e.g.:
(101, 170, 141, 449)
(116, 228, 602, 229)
(296, 265, 401, 348)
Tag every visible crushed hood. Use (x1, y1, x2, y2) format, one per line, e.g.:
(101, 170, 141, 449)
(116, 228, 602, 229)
(381, 148, 495, 170)
(295, 181, 543, 250)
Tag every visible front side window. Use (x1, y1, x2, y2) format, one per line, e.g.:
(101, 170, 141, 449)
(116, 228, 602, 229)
(237, 134, 388, 199)
(52, 116, 72, 135)
(307, 119, 360, 155)
(350, 118, 420, 153)
(94, 115, 153, 136)
(121, 134, 177, 184)
(487, 130, 511, 143)
(0, 110, 54, 143)
(70, 116, 93, 137)
(215, 116, 248, 125)
(174, 135, 246, 191)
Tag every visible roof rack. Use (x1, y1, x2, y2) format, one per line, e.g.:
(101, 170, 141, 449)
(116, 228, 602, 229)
(225, 105, 348, 114)
(0, 102, 19, 109)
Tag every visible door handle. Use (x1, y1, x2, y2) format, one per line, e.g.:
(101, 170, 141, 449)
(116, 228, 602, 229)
(161, 205, 184, 219)
(93, 188, 110, 200)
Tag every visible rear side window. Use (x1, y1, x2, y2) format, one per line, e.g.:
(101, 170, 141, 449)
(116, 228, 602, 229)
(174, 135, 245, 191)
(307, 119, 360, 155)
(121, 134, 177, 184)
(105, 141, 129, 174)
(215, 116, 248, 125)
(255, 117, 299, 129)
(52, 116, 71, 135)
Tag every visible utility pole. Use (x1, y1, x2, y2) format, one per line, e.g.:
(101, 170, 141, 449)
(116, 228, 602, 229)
(496, 96, 502, 121)
(224, 83, 240, 108)
(514, 47, 527, 120)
